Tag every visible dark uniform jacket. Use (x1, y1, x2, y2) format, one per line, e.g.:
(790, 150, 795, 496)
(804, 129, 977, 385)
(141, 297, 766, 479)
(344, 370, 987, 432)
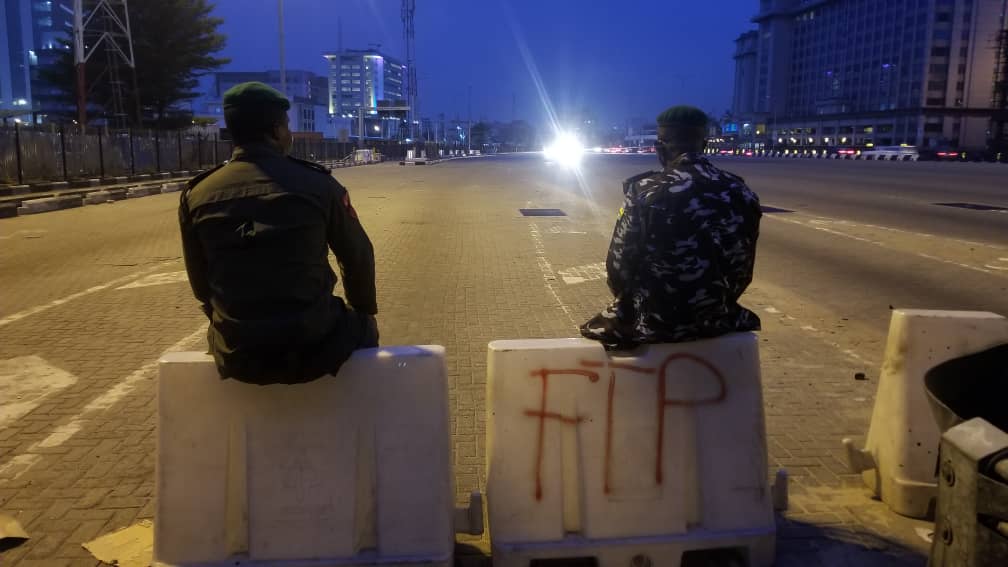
(179, 143, 377, 382)
(580, 152, 761, 350)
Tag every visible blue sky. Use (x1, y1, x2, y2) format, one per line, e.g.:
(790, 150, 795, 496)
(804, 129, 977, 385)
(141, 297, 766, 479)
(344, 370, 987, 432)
(211, 0, 756, 127)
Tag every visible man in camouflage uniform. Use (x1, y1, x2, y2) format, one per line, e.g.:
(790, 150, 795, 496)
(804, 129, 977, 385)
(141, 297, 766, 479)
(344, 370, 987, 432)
(580, 105, 761, 350)
(180, 82, 378, 384)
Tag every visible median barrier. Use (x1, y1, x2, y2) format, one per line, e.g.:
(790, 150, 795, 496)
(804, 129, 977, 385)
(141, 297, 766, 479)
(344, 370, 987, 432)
(156, 345, 471, 566)
(85, 188, 128, 203)
(0, 185, 30, 197)
(486, 334, 781, 567)
(843, 309, 1008, 519)
(16, 194, 83, 215)
(126, 185, 160, 198)
(69, 178, 101, 188)
(160, 182, 183, 194)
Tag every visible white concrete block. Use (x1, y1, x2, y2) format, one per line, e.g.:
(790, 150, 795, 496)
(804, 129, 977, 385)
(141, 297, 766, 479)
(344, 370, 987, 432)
(155, 346, 454, 567)
(486, 334, 775, 567)
(16, 195, 82, 215)
(847, 309, 1008, 518)
(83, 191, 113, 205)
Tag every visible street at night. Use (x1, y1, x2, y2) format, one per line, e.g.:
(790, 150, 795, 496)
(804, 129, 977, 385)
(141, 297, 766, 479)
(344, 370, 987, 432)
(2, 154, 1006, 564)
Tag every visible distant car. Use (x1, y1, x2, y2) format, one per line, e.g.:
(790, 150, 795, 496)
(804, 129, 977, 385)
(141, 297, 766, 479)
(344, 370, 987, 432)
(918, 148, 962, 161)
(836, 147, 858, 157)
(717, 149, 733, 155)
(861, 145, 919, 160)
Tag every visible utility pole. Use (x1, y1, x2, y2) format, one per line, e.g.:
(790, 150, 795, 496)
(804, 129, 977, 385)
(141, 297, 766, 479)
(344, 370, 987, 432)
(467, 85, 472, 153)
(401, 0, 416, 140)
(278, 0, 287, 96)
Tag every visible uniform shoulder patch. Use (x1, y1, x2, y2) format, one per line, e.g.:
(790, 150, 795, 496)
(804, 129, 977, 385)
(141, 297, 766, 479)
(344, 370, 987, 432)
(622, 170, 660, 195)
(186, 160, 228, 189)
(287, 156, 332, 175)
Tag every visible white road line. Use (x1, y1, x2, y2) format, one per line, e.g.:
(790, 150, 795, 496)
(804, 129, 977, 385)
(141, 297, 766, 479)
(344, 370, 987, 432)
(767, 215, 1005, 277)
(0, 325, 206, 481)
(529, 222, 577, 325)
(558, 262, 606, 285)
(115, 270, 188, 290)
(763, 304, 876, 367)
(0, 355, 78, 428)
(0, 261, 177, 328)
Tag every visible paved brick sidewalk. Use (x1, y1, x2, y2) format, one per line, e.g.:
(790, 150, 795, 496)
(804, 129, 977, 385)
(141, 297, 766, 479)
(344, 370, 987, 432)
(0, 157, 930, 565)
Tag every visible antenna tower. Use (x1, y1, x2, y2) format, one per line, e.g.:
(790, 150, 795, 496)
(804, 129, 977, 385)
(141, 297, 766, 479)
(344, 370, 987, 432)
(73, 0, 138, 128)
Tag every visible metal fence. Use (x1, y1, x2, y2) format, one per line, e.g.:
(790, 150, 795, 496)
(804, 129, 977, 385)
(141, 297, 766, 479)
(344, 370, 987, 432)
(0, 125, 234, 185)
(0, 124, 481, 185)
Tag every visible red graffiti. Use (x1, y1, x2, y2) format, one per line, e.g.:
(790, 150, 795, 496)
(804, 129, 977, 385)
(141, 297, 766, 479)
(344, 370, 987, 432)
(523, 354, 726, 500)
(526, 368, 600, 500)
(654, 354, 726, 484)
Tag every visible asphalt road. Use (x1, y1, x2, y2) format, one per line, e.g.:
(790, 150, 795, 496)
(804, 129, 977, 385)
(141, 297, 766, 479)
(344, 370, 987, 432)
(5, 153, 1007, 565)
(538, 153, 1008, 360)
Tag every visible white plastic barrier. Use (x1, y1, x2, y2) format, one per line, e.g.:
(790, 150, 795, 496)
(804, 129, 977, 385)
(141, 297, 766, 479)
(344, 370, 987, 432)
(354, 149, 374, 163)
(486, 334, 778, 567)
(156, 346, 456, 567)
(844, 309, 1008, 518)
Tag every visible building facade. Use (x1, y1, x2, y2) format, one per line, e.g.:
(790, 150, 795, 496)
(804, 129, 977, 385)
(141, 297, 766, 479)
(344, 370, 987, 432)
(1, 0, 74, 122)
(731, 0, 1008, 152)
(323, 49, 405, 117)
(194, 69, 338, 137)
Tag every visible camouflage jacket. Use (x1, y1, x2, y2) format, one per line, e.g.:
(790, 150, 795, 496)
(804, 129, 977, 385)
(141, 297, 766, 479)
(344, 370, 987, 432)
(580, 152, 761, 350)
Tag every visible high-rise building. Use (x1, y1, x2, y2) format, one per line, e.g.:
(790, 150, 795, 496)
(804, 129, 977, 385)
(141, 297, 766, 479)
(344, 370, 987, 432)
(731, 0, 1008, 152)
(322, 49, 405, 117)
(1, 0, 74, 121)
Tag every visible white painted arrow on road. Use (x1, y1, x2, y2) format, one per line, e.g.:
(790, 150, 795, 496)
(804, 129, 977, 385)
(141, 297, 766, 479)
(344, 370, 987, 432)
(0, 355, 78, 428)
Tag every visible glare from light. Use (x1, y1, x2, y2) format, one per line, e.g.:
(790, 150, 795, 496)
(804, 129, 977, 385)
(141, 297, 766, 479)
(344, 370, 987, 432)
(544, 133, 584, 167)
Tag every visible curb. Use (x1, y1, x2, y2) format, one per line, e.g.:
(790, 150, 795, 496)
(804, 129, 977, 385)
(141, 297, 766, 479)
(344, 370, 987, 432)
(0, 185, 30, 197)
(126, 185, 160, 199)
(17, 194, 83, 215)
(83, 188, 128, 205)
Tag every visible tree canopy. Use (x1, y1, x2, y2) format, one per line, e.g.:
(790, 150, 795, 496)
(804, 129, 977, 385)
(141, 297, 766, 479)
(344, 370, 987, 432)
(40, 0, 228, 127)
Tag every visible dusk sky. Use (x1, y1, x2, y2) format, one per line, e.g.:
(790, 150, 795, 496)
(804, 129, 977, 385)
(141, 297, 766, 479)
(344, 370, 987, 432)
(210, 0, 755, 127)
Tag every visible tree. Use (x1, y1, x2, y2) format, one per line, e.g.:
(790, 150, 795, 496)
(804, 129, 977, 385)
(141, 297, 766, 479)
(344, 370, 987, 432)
(40, 0, 228, 127)
(470, 122, 491, 147)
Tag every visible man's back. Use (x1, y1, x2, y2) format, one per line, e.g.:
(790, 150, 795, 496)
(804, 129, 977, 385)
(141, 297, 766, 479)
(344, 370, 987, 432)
(584, 152, 761, 348)
(180, 142, 376, 382)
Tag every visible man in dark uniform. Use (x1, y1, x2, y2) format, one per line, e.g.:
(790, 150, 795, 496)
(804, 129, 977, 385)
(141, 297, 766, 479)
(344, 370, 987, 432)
(179, 82, 378, 384)
(581, 105, 761, 350)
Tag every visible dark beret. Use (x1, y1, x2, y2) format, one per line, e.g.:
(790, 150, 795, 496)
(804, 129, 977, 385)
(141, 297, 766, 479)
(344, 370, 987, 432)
(223, 81, 290, 111)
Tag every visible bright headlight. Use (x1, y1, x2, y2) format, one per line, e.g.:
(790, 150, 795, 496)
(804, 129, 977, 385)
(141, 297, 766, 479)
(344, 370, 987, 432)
(544, 133, 584, 167)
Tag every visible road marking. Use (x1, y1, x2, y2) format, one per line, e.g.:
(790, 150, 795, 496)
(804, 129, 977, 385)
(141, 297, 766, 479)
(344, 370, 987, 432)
(0, 325, 206, 481)
(529, 222, 576, 325)
(985, 257, 1008, 271)
(762, 304, 876, 368)
(0, 261, 176, 329)
(0, 356, 78, 429)
(0, 229, 48, 240)
(115, 270, 188, 290)
(559, 262, 606, 285)
(767, 215, 1005, 277)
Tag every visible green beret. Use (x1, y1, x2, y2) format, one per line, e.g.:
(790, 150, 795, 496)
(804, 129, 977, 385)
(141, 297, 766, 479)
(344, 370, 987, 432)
(222, 81, 290, 111)
(656, 105, 709, 128)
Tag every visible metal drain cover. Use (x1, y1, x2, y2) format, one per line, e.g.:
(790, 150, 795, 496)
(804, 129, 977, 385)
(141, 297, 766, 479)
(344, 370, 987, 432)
(934, 202, 1007, 211)
(520, 208, 567, 216)
(761, 205, 794, 213)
